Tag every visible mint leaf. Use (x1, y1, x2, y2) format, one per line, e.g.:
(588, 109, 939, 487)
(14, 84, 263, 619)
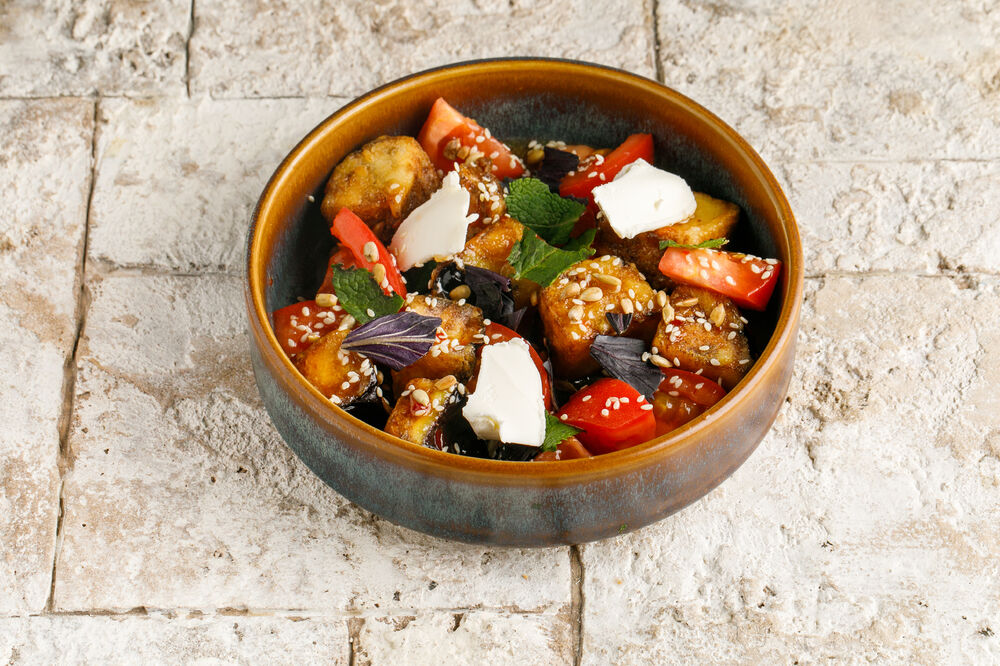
(658, 237, 729, 251)
(508, 232, 595, 287)
(562, 228, 597, 253)
(329, 265, 404, 324)
(506, 177, 585, 246)
(540, 412, 582, 452)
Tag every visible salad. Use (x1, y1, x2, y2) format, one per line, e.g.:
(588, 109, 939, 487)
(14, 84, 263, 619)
(272, 98, 782, 462)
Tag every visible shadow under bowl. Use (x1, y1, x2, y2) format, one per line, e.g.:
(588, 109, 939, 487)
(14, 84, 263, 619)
(246, 58, 803, 546)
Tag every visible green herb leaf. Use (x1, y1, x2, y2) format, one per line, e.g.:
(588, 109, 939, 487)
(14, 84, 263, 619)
(658, 237, 729, 251)
(561, 228, 597, 253)
(329, 265, 404, 324)
(540, 412, 582, 452)
(508, 232, 596, 287)
(506, 177, 586, 246)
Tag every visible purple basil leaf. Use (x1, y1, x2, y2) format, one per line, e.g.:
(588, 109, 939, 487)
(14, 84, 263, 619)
(496, 306, 528, 333)
(589, 335, 662, 399)
(605, 312, 633, 335)
(342, 311, 442, 370)
(535, 147, 580, 190)
(463, 265, 513, 320)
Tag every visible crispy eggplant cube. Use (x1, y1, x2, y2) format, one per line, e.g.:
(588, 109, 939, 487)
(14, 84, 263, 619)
(385, 376, 462, 447)
(320, 135, 441, 244)
(294, 329, 378, 406)
(456, 161, 507, 236)
(455, 215, 525, 275)
(391, 294, 485, 394)
(652, 285, 752, 389)
(538, 255, 661, 378)
(594, 191, 739, 290)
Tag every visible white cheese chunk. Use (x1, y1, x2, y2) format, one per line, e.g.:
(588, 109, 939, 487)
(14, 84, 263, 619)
(462, 338, 546, 447)
(389, 170, 476, 271)
(591, 158, 697, 239)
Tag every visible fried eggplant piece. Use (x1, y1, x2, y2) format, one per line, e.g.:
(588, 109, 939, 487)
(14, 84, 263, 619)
(594, 191, 739, 290)
(538, 254, 661, 378)
(321, 135, 441, 244)
(455, 215, 525, 275)
(391, 294, 485, 394)
(652, 285, 752, 390)
(456, 161, 506, 236)
(294, 329, 378, 406)
(384, 376, 462, 448)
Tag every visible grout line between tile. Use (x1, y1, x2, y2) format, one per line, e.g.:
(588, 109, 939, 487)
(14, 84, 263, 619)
(570, 545, 585, 666)
(184, 0, 195, 98)
(45, 97, 100, 613)
(651, 0, 664, 83)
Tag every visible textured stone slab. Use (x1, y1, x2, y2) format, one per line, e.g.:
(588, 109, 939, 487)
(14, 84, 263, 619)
(190, 0, 655, 98)
(780, 160, 1000, 275)
(0, 99, 93, 613)
(0, 614, 349, 664)
(581, 275, 1000, 664)
(55, 274, 571, 613)
(657, 0, 1000, 162)
(0, 1, 188, 97)
(88, 97, 342, 273)
(355, 611, 573, 665)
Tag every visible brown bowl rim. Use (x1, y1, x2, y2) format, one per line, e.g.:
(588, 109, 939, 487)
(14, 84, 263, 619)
(246, 57, 803, 486)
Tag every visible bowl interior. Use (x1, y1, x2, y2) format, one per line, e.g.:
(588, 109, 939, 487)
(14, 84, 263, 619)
(250, 59, 798, 467)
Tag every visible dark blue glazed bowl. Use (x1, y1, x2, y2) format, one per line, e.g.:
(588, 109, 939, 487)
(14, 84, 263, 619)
(246, 59, 802, 545)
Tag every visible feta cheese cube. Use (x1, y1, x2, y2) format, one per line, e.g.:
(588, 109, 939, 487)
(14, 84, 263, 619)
(592, 158, 697, 239)
(462, 339, 546, 447)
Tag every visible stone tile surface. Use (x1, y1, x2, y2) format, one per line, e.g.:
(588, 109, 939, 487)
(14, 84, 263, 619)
(0, 615, 349, 664)
(657, 0, 1000, 162)
(780, 160, 1000, 275)
(0, 99, 93, 613)
(0, 1, 188, 97)
(54, 274, 570, 613)
(88, 97, 343, 272)
(580, 275, 1000, 664)
(355, 612, 573, 665)
(190, 0, 655, 98)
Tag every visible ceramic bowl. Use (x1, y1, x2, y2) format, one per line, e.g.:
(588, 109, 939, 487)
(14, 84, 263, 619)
(245, 58, 802, 546)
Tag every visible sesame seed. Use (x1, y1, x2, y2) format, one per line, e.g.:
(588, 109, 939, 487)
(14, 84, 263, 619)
(601, 408, 610, 416)
(366, 308, 376, 318)
(362, 241, 379, 262)
(560, 414, 568, 421)
(316, 292, 337, 307)
(728, 331, 737, 340)
(699, 345, 711, 351)
(724, 275, 737, 286)
(710, 358, 721, 366)
(582, 395, 592, 402)
(341, 381, 351, 390)
(620, 297, 634, 314)
(389, 182, 400, 190)
(569, 305, 585, 322)
(739, 359, 751, 365)
(566, 282, 582, 297)
(650, 354, 672, 368)
(675, 297, 699, 308)
(640, 404, 653, 411)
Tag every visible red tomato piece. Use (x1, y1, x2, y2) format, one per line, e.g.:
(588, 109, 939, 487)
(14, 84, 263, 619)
(533, 436, 592, 462)
(330, 208, 407, 297)
(658, 369, 726, 407)
(651, 394, 705, 436)
(658, 248, 781, 311)
(272, 300, 346, 357)
(556, 378, 656, 455)
(417, 98, 525, 179)
(481, 322, 553, 410)
(558, 133, 654, 205)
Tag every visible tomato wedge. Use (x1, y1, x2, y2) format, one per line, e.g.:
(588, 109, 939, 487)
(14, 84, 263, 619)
(558, 133, 654, 205)
(272, 300, 346, 357)
(658, 248, 781, 311)
(658, 369, 725, 407)
(482, 322, 553, 410)
(556, 378, 656, 455)
(417, 98, 525, 180)
(330, 208, 407, 297)
(534, 436, 592, 462)
(651, 394, 705, 436)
